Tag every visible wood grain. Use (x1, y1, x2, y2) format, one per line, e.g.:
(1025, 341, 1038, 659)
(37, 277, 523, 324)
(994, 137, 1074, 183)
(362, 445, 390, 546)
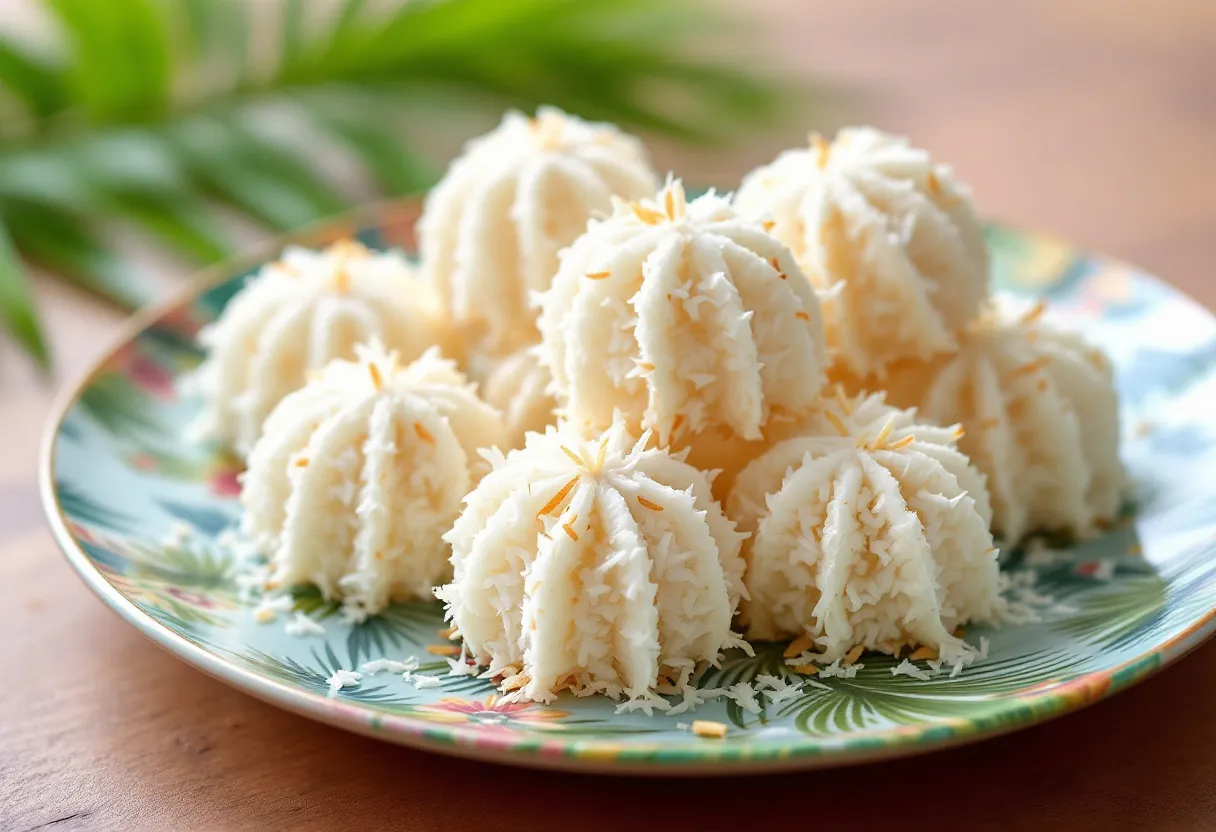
(5, 1, 1216, 828)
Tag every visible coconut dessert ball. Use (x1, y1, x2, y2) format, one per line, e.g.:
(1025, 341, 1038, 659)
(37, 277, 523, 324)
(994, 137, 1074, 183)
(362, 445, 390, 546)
(242, 341, 507, 619)
(728, 391, 1001, 666)
(735, 127, 989, 377)
(876, 300, 1123, 543)
(480, 346, 558, 449)
(419, 106, 657, 353)
(538, 178, 828, 456)
(437, 417, 747, 711)
(189, 240, 439, 455)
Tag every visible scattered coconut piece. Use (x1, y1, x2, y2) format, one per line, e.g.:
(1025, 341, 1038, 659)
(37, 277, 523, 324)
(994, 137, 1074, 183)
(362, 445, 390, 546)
(723, 682, 762, 715)
(284, 612, 326, 637)
(361, 658, 417, 675)
(891, 660, 930, 681)
(326, 669, 361, 695)
(253, 594, 293, 623)
(755, 674, 805, 704)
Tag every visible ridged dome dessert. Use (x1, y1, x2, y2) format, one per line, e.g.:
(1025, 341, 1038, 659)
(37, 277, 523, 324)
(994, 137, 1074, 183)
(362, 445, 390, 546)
(728, 391, 1001, 665)
(480, 346, 557, 449)
(419, 107, 657, 352)
(437, 418, 747, 711)
(189, 240, 439, 455)
(242, 342, 507, 619)
(876, 300, 1123, 542)
(538, 179, 828, 452)
(735, 127, 989, 377)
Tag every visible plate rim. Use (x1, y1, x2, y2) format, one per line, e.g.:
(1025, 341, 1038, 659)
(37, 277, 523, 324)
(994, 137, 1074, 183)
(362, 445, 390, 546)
(39, 202, 1216, 775)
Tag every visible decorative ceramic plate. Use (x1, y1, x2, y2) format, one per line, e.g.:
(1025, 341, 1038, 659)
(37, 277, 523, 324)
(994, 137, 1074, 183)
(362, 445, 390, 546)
(41, 205, 1216, 775)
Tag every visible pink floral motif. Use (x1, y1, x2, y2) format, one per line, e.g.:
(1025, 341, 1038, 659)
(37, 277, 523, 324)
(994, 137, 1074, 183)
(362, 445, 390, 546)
(415, 695, 569, 731)
(113, 345, 177, 400)
(167, 587, 216, 609)
(208, 466, 242, 498)
(129, 452, 159, 472)
(160, 305, 204, 339)
(68, 522, 97, 545)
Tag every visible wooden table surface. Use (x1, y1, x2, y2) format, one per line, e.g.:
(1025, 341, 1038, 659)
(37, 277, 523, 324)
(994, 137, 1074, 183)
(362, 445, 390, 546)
(4, 1, 1216, 829)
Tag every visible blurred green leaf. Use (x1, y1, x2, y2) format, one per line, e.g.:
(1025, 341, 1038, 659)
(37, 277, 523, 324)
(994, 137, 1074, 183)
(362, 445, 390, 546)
(42, 0, 173, 119)
(309, 102, 434, 195)
(282, 0, 307, 70)
(110, 192, 233, 263)
(0, 40, 68, 119)
(0, 0, 793, 370)
(0, 219, 48, 370)
(5, 204, 150, 309)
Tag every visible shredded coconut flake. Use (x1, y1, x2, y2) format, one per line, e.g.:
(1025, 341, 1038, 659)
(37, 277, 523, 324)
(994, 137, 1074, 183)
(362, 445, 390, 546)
(891, 659, 931, 681)
(755, 674, 805, 703)
(326, 669, 361, 695)
(723, 682, 762, 715)
(164, 521, 195, 546)
(361, 658, 417, 675)
(445, 657, 480, 676)
(253, 593, 293, 623)
(692, 720, 727, 739)
(817, 659, 863, 679)
(284, 612, 326, 637)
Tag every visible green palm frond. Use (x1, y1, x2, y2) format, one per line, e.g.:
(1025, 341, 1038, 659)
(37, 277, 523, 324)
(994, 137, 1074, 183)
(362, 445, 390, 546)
(0, 0, 789, 369)
(346, 601, 449, 664)
(1055, 575, 1168, 648)
(233, 644, 403, 703)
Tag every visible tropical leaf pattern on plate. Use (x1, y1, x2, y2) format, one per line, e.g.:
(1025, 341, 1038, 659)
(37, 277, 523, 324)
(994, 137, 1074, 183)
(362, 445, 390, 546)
(44, 214, 1216, 772)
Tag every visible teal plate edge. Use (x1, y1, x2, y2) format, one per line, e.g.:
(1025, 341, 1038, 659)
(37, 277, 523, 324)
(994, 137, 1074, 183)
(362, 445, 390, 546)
(40, 201, 1216, 775)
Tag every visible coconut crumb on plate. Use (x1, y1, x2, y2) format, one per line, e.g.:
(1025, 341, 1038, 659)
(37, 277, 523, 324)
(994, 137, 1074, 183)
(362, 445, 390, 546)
(818, 659, 863, 679)
(252, 593, 293, 623)
(326, 669, 361, 695)
(754, 674, 805, 703)
(723, 682, 762, 715)
(361, 657, 418, 675)
(445, 657, 480, 676)
(692, 720, 727, 739)
(891, 659, 931, 681)
(284, 612, 325, 637)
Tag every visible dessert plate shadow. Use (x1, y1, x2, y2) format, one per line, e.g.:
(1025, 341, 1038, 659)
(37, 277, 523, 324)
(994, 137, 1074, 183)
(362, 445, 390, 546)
(41, 203, 1216, 775)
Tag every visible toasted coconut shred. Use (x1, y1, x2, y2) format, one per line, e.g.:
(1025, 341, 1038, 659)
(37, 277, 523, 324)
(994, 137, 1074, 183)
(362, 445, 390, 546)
(735, 126, 990, 378)
(729, 390, 1006, 670)
(240, 342, 507, 620)
(435, 417, 750, 714)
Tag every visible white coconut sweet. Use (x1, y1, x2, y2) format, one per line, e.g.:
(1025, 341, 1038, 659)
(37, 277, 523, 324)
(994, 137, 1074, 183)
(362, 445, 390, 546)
(735, 127, 989, 377)
(728, 391, 1001, 665)
(538, 178, 828, 455)
(189, 240, 439, 455)
(437, 417, 747, 711)
(877, 299, 1123, 542)
(419, 106, 657, 352)
(241, 342, 507, 619)
(480, 346, 558, 449)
